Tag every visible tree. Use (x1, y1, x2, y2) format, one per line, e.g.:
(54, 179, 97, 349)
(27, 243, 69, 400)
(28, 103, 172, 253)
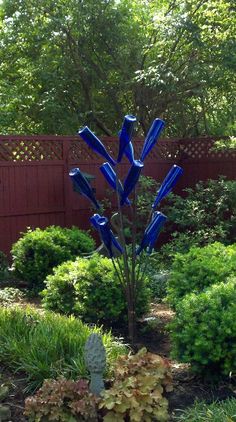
(0, 0, 145, 134)
(134, 0, 236, 136)
(0, 0, 235, 136)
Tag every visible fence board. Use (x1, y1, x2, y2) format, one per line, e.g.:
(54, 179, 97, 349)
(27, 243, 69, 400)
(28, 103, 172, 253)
(0, 135, 235, 256)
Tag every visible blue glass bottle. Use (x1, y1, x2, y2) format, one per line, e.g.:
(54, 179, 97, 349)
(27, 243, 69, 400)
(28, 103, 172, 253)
(136, 212, 167, 255)
(79, 126, 116, 166)
(152, 165, 183, 208)
(120, 160, 144, 205)
(100, 163, 130, 205)
(90, 214, 123, 257)
(69, 168, 100, 209)
(140, 118, 165, 161)
(117, 115, 136, 163)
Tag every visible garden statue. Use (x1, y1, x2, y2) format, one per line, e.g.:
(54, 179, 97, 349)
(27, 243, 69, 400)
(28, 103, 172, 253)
(70, 115, 183, 344)
(84, 333, 106, 395)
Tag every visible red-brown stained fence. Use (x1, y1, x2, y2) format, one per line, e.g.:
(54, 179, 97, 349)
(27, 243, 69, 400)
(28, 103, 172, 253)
(0, 135, 235, 256)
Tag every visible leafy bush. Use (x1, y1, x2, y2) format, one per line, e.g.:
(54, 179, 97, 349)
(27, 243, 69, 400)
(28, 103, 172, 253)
(0, 251, 9, 281)
(11, 226, 95, 290)
(169, 277, 236, 376)
(42, 254, 150, 325)
(148, 270, 169, 301)
(157, 230, 222, 270)
(167, 242, 236, 308)
(173, 398, 236, 422)
(25, 378, 98, 421)
(162, 177, 236, 246)
(100, 347, 172, 421)
(0, 306, 126, 391)
(0, 287, 25, 306)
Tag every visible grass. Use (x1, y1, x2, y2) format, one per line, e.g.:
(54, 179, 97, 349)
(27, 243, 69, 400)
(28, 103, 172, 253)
(173, 398, 236, 421)
(0, 306, 126, 392)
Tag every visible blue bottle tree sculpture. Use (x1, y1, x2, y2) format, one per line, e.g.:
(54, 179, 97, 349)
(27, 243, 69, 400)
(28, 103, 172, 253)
(69, 115, 183, 344)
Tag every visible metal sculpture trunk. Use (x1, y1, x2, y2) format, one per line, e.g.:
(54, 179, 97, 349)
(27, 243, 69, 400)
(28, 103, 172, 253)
(70, 115, 183, 345)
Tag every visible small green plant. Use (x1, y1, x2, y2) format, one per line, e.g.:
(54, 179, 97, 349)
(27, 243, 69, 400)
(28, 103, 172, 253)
(0, 383, 11, 421)
(11, 225, 95, 290)
(99, 348, 172, 421)
(167, 242, 236, 308)
(0, 287, 25, 306)
(25, 378, 98, 421)
(169, 277, 236, 376)
(41, 254, 150, 325)
(0, 306, 126, 392)
(173, 398, 236, 421)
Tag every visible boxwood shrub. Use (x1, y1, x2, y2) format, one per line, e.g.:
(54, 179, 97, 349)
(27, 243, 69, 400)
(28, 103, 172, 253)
(11, 226, 95, 290)
(167, 242, 236, 308)
(169, 277, 236, 376)
(41, 254, 150, 326)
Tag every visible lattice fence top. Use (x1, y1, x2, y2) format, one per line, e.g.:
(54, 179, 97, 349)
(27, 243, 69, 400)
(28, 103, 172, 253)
(0, 138, 63, 161)
(0, 135, 235, 162)
(178, 138, 236, 160)
(68, 137, 181, 162)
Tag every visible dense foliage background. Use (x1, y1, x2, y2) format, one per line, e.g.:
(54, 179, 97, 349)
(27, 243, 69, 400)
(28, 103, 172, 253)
(0, 0, 235, 136)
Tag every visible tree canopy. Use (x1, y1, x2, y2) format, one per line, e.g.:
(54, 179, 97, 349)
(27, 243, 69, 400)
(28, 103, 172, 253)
(0, 0, 235, 136)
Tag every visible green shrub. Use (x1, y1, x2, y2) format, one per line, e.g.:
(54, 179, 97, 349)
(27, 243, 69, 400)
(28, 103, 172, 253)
(0, 251, 9, 281)
(173, 398, 236, 422)
(42, 254, 150, 325)
(162, 177, 236, 246)
(167, 242, 236, 308)
(0, 306, 126, 392)
(169, 277, 236, 376)
(11, 226, 95, 290)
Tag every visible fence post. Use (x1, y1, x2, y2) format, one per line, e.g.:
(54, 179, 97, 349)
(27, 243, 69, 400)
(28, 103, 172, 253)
(62, 139, 72, 227)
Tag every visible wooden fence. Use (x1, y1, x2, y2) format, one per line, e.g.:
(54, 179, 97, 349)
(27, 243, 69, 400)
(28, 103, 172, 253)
(0, 135, 235, 256)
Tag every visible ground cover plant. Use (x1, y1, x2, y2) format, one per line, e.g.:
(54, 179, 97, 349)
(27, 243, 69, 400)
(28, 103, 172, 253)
(11, 226, 95, 291)
(166, 242, 236, 308)
(0, 306, 126, 392)
(25, 378, 99, 422)
(169, 277, 236, 376)
(41, 254, 150, 326)
(25, 348, 173, 422)
(173, 398, 236, 421)
(100, 347, 172, 422)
